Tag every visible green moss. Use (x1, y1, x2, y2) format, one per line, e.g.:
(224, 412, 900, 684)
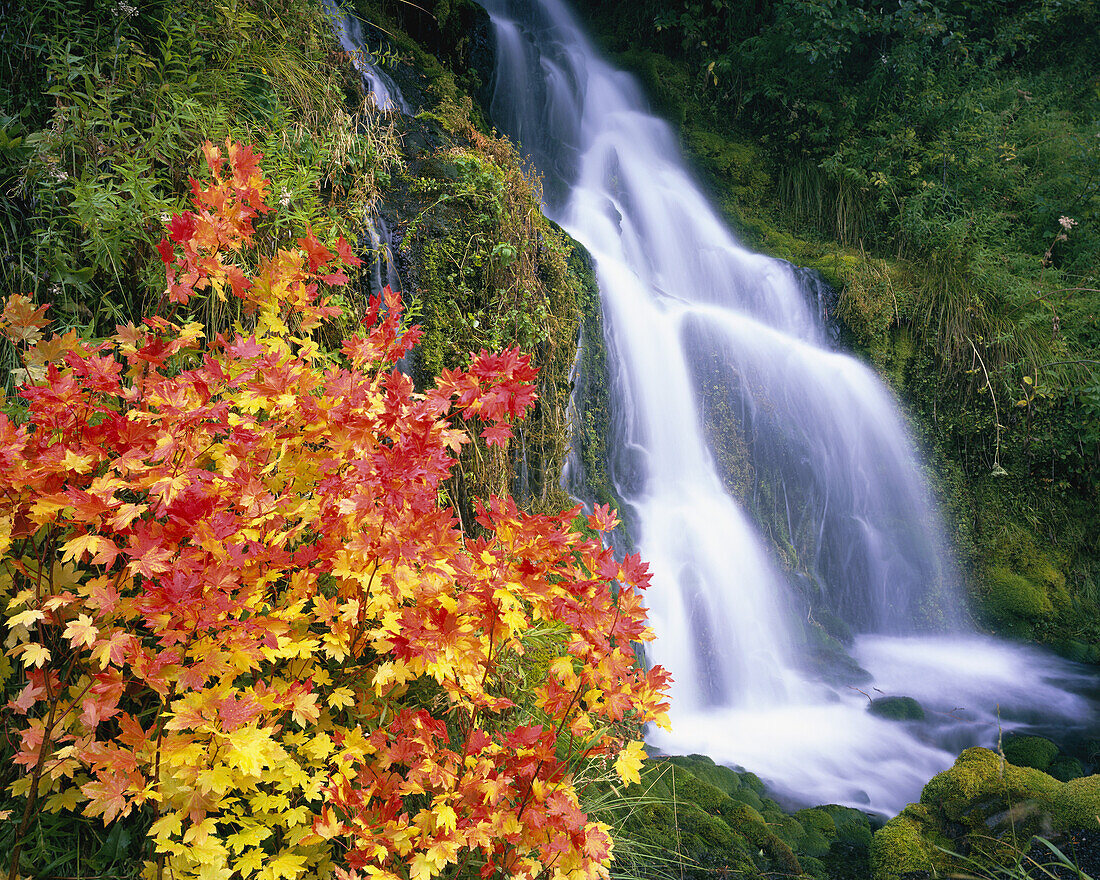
(873, 749, 1100, 878)
(869, 810, 941, 880)
(1048, 756, 1085, 782)
(667, 754, 744, 798)
(1002, 735, 1059, 771)
(868, 696, 926, 721)
(728, 786, 765, 813)
(1051, 775, 1100, 829)
(985, 565, 1054, 620)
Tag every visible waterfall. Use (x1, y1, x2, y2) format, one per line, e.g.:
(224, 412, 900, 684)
(323, 0, 410, 113)
(477, 0, 1093, 813)
(324, 0, 424, 386)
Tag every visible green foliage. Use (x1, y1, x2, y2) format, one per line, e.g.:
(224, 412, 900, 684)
(0, 0, 384, 348)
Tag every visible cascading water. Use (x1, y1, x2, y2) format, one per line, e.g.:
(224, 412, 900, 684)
(323, 3, 417, 374)
(323, 0, 410, 113)
(478, 0, 1094, 813)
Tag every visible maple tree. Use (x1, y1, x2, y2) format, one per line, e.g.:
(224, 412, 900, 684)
(0, 140, 671, 880)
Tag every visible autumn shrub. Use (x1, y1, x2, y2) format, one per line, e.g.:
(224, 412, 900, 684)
(0, 140, 670, 880)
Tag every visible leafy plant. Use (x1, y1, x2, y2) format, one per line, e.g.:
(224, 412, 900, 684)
(0, 140, 670, 880)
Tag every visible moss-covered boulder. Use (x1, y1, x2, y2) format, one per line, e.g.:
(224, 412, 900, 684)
(870, 748, 1100, 880)
(869, 804, 950, 880)
(868, 696, 926, 722)
(1002, 734, 1060, 771)
(1049, 756, 1085, 782)
(618, 755, 877, 878)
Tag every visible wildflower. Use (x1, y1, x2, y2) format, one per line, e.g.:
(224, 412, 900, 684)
(115, 1, 138, 17)
(1058, 216, 1077, 231)
(279, 188, 293, 208)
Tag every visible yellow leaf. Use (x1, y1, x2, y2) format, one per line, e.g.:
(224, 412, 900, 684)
(433, 802, 457, 833)
(265, 852, 307, 879)
(63, 614, 98, 649)
(225, 726, 274, 776)
(29, 498, 68, 525)
(60, 533, 111, 565)
(8, 609, 44, 629)
(326, 687, 354, 710)
(614, 740, 646, 786)
(44, 787, 82, 813)
(61, 449, 95, 474)
(21, 643, 50, 668)
(409, 853, 434, 880)
(149, 811, 183, 843)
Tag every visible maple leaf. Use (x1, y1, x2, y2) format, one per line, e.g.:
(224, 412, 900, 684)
(8, 608, 45, 630)
(63, 614, 99, 649)
(61, 534, 118, 567)
(586, 503, 619, 533)
(481, 423, 513, 448)
(20, 644, 51, 668)
(298, 226, 333, 272)
(614, 741, 646, 786)
(1, 294, 50, 346)
(0, 139, 673, 880)
(333, 235, 362, 267)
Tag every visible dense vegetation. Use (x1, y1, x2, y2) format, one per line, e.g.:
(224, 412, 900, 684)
(0, 0, 654, 876)
(575, 0, 1100, 656)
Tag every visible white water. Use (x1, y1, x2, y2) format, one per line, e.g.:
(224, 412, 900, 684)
(323, 0, 411, 113)
(478, 0, 1095, 814)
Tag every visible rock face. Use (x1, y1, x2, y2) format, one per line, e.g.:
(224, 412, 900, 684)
(870, 748, 1100, 880)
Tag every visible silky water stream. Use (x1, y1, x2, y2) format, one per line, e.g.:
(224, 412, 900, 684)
(475, 0, 1096, 813)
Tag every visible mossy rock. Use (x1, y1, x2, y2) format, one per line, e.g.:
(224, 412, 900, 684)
(874, 749, 1100, 879)
(818, 805, 874, 849)
(1002, 734, 1060, 771)
(1053, 639, 1091, 663)
(869, 806, 945, 880)
(1051, 775, 1100, 828)
(1048, 756, 1085, 782)
(667, 754, 745, 798)
(729, 786, 765, 813)
(868, 696, 926, 721)
(920, 748, 1060, 825)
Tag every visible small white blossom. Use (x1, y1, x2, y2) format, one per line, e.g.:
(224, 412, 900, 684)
(160, 212, 171, 224)
(279, 187, 293, 208)
(1058, 216, 1077, 231)
(115, 1, 138, 17)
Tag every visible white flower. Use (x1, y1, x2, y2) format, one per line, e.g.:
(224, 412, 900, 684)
(160, 212, 171, 224)
(116, 1, 138, 17)
(279, 188, 293, 208)
(1058, 216, 1077, 231)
